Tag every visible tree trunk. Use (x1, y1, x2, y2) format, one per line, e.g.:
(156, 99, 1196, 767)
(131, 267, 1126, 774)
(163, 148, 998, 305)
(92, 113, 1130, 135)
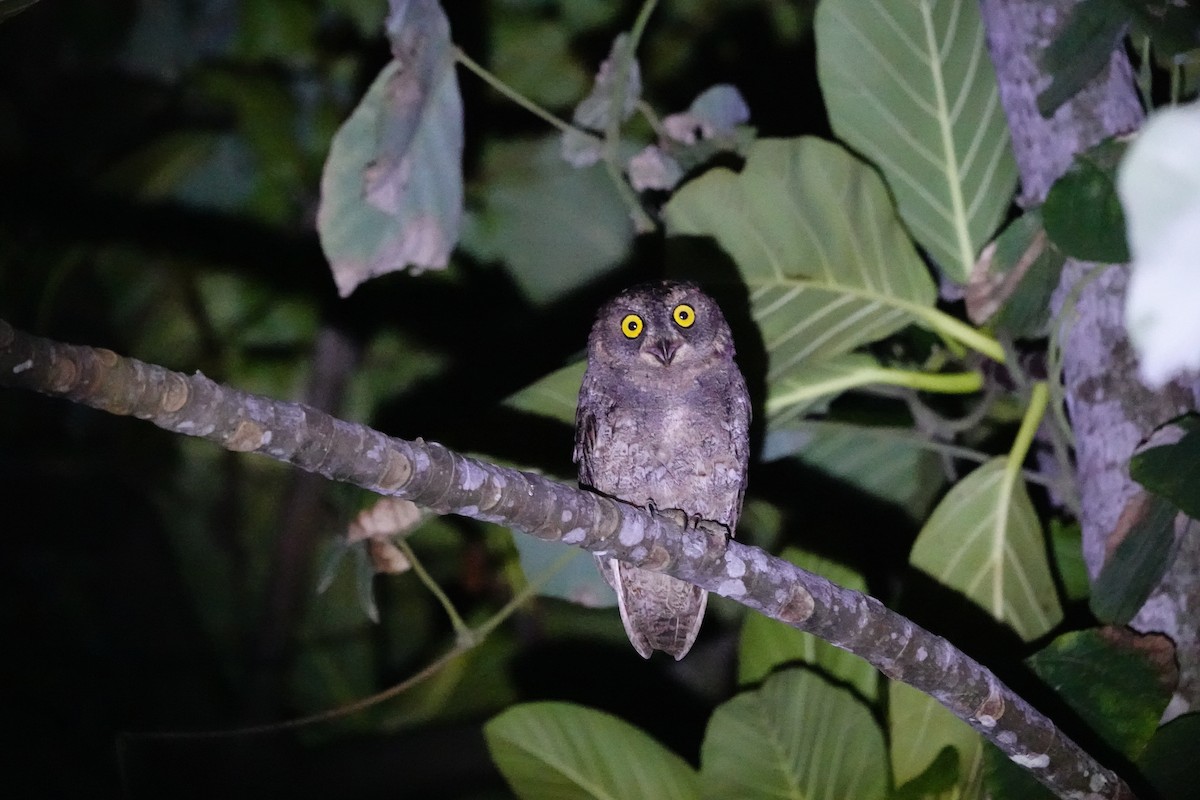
(980, 0, 1200, 718)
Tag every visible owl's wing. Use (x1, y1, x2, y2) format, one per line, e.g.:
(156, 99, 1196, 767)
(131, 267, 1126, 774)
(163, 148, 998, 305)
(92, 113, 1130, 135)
(573, 365, 609, 489)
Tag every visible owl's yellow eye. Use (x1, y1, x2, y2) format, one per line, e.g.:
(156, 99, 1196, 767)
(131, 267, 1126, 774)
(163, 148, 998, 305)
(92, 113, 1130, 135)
(672, 303, 697, 328)
(620, 313, 644, 338)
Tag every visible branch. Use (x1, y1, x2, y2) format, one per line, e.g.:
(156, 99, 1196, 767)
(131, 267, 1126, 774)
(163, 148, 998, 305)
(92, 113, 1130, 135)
(0, 319, 1133, 800)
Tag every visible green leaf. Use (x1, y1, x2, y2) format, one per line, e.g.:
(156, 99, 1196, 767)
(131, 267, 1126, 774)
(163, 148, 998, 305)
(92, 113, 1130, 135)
(987, 628, 1175, 797)
(664, 137, 937, 414)
(967, 209, 1065, 339)
(738, 548, 878, 700)
(892, 745, 965, 800)
(490, 16, 590, 108)
(1129, 414, 1200, 519)
(889, 679, 982, 790)
(1137, 712, 1200, 800)
(700, 668, 887, 800)
(1043, 138, 1130, 263)
(815, 0, 1019, 282)
(1038, 0, 1129, 116)
(910, 458, 1063, 641)
(317, 0, 464, 296)
(510, 536, 614, 608)
(461, 137, 634, 304)
(503, 360, 586, 425)
(1049, 518, 1090, 603)
(1030, 630, 1172, 759)
(763, 420, 945, 519)
(485, 702, 701, 800)
(1090, 492, 1179, 625)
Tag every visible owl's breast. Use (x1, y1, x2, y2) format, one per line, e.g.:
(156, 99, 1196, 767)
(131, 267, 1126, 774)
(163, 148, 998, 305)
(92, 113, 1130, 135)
(585, 376, 747, 528)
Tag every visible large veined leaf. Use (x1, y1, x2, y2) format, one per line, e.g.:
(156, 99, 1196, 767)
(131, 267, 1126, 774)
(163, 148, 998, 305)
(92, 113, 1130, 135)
(889, 679, 982, 790)
(485, 702, 700, 800)
(664, 137, 937, 419)
(763, 420, 945, 518)
(816, 0, 1018, 282)
(910, 458, 1062, 641)
(738, 548, 878, 701)
(700, 668, 887, 800)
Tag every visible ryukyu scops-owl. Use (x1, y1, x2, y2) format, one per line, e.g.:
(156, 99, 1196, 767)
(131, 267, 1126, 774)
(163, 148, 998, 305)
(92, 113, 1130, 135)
(574, 280, 751, 659)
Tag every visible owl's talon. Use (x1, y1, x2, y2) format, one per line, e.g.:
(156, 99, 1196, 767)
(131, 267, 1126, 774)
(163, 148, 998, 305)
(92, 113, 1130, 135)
(652, 506, 691, 530)
(695, 518, 731, 553)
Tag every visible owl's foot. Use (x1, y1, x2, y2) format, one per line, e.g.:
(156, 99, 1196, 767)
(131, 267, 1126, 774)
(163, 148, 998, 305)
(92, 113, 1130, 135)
(694, 518, 731, 555)
(652, 506, 731, 553)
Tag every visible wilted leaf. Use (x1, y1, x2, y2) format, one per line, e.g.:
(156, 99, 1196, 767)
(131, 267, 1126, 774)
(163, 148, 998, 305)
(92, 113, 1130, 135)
(816, 0, 1019, 282)
(910, 458, 1063, 641)
(561, 33, 640, 167)
(1120, 102, 1200, 387)
(966, 210, 1064, 337)
(486, 702, 701, 800)
(700, 668, 887, 800)
(317, 0, 464, 296)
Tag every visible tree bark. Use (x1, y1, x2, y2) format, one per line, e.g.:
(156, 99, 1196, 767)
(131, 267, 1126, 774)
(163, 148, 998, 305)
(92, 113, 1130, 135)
(979, 0, 1199, 717)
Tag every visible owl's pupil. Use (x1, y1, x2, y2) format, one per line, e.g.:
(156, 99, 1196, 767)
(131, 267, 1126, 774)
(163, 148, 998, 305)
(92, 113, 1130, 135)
(679, 311, 689, 321)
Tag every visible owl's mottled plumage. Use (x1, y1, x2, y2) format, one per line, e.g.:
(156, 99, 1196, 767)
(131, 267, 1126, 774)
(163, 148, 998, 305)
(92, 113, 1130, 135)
(574, 280, 751, 659)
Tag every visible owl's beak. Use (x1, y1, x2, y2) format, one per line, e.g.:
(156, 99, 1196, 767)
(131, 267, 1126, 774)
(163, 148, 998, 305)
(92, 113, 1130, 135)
(646, 336, 681, 365)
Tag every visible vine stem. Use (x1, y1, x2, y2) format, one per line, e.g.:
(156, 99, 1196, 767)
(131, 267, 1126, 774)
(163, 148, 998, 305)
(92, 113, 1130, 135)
(766, 367, 982, 417)
(122, 547, 582, 740)
(1006, 380, 1049, 486)
(396, 538, 471, 643)
(452, 46, 594, 140)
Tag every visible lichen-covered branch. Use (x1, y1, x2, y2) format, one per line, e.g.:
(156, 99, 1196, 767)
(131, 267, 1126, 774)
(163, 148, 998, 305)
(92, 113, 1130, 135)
(0, 318, 1133, 800)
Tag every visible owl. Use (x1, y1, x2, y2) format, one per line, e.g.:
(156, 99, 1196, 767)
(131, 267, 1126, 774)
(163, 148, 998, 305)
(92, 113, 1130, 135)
(574, 280, 751, 660)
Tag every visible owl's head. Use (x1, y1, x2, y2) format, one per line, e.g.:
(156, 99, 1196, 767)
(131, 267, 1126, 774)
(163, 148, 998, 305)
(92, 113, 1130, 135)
(588, 280, 736, 371)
